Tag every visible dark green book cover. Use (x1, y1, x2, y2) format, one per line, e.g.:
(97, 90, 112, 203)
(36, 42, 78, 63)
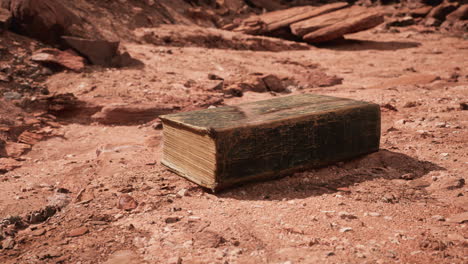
(160, 94, 380, 191)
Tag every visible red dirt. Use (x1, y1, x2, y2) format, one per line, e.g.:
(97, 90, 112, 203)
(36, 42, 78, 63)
(1, 1, 467, 264)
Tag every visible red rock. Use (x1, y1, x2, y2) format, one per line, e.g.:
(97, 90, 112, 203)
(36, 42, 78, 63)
(0, 7, 11, 30)
(31, 48, 85, 72)
(91, 103, 175, 125)
(117, 194, 138, 211)
(303, 11, 384, 43)
(31, 228, 46, 236)
(410, 6, 433, 18)
(8, 0, 82, 45)
(234, 3, 348, 35)
(5, 142, 31, 157)
(446, 5, 468, 21)
(291, 6, 369, 37)
(193, 230, 225, 248)
(61, 36, 120, 67)
(68, 226, 89, 237)
(427, 3, 459, 21)
(18, 131, 43, 145)
(0, 157, 22, 173)
(262, 74, 286, 93)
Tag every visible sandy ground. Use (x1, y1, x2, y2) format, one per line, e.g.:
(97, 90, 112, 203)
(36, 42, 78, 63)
(1, 26, 467, 263)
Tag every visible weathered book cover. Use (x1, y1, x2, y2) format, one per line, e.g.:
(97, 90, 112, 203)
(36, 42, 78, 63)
(160, 94, 380, 191)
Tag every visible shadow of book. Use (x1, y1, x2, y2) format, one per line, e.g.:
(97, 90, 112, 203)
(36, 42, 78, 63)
(316, 39, 421, 51)
(217, 149, 444, 200)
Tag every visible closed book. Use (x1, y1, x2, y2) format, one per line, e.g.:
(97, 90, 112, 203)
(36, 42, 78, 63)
(160, 94, 380, 191)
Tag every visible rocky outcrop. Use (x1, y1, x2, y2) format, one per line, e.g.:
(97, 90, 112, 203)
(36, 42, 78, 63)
(31, 48, 85, 72)
(61, 36, 120, 67)
(446, 4, 468, 21)
(232, 2, 348, 35)
(230, 3, 384, 44)
(303, 11, 384, 44)
(291, 6, 369, 37)
(7, 0, 85, 45)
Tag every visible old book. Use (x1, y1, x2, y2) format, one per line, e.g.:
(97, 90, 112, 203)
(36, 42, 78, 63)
(160, 94, 380, 191)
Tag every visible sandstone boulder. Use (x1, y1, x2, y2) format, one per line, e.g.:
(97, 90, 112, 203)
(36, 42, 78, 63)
(61, 36, 120, 67)
(446, 4, 468, 21)
(31, 48, 85, 72)
(303, 11, 384, 43)
(234, 2, 348, 35)
(427, 3, 458, 21)
(291, 6, 370, 37)
(8, 0, 83, 45)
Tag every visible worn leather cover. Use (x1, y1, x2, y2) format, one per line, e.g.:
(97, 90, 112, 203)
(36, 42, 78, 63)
(161, 94, 381, 191)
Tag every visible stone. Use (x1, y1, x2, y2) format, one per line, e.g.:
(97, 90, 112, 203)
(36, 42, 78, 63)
(400, 173, 415, 180)
(0, 157, 22, 173)
(446, 212, 468, 224)
(446, 5, 468, 22)
(386, 16, 415, 27)
(176, 188, 188, 198)
(2, 236, 15, 249)
(339, 227, 353, 233)
(238, 77, 267, 93)
(0, 7, 11, 30)
(31, 228, 46, 236)
(262, 74, 285, 93)
(233, 3, 348, 35)
(428, 176, 465, 191)
(165, 216, 180, 224)
(3, 91, 21, 100)
(31, 48, 85, 72)
(208, 73, 224, 80)
(117, 194, 138, 211)
(47, 193, 71, 209)
(367, 212, 381, 217)
(338, 212, 357, 220)
(194, 230, 225, 248)
(38, 249, 62, 260)
(0, 72, 10, 82)
(460, 102, 468, 110)
(61, 36, 120, 67)
(291, 6, 369, 37)
(68, 226, 89, 237)
(8, 0, 84, 45)
(424, 17, 442, 27)
(91, 103, 174, 125)
(18, 131, 43, 145)
(431, 215, 445, 221)
(410, 6, 433, 18)
(26, 206, 57, 224)
(225, 86, 243, 97)
(167, 256, 183, 264)
(427, 3, 459, 21)
(303, 11, 384, 43)
(110, 51, 142, 68)
(5, 142, 31, 157)
(210, 81, 224, 91)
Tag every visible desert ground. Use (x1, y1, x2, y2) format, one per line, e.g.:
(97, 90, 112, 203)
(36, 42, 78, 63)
(0, 0, 467, 263)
